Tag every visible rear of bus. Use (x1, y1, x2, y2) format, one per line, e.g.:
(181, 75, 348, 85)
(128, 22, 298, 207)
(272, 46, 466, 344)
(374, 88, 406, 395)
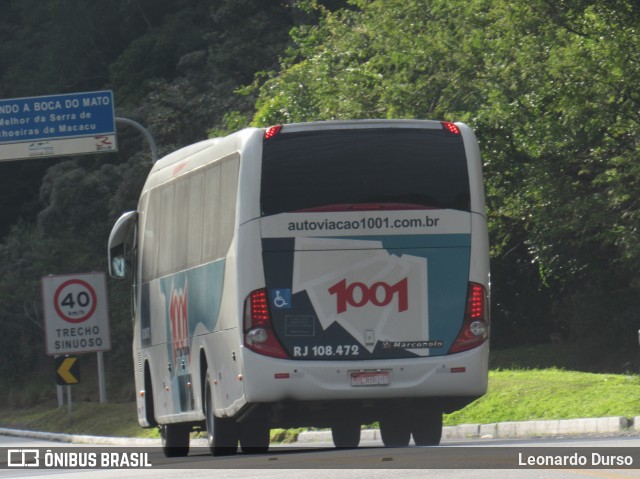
(241, 120, 489, 444)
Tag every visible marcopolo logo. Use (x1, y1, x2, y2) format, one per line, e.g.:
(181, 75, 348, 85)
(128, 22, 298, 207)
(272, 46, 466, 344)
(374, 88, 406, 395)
(328, 278, 409, 314)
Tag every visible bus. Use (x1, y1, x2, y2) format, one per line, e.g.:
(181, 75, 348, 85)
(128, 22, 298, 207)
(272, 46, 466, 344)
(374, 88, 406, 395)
(108, 119, 490, 456)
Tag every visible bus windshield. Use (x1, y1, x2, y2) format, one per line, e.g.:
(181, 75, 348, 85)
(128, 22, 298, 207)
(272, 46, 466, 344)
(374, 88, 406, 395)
(260, 128, 470, 216)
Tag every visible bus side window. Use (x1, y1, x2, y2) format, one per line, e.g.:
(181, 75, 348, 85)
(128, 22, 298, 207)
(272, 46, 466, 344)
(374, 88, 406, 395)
(219, 156, 239, 255)
(203, 165, 221, 262)
(187, 174, 204, 268)
(158, 186, 175, 278)
(173, 179, 189, 272)
(142, 195, 160, 282)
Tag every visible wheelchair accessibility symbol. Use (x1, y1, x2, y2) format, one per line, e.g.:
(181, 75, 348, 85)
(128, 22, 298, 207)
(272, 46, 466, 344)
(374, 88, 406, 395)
(269, 289, 292, 309)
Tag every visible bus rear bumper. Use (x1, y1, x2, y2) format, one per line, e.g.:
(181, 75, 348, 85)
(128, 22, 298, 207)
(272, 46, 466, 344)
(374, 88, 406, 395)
(241, 342, 489, 405)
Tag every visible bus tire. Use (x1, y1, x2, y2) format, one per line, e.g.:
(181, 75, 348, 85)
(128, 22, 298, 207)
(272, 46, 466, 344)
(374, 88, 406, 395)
(160, 424, 190, 457)
(331, 421, 361, 448)
(380, 416, 411, 447)
(240, 417, 270, 454)
(412, 410, 443, 446)
(205, 370, 238, 456)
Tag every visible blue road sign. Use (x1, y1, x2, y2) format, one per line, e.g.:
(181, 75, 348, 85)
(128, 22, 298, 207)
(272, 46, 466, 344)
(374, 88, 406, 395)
(0, 91, 115, 145)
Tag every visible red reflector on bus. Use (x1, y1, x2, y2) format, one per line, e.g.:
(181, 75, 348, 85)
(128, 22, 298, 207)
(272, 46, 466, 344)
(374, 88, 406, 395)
(264, 125, 283, 140)
(441, 121, 461, 135)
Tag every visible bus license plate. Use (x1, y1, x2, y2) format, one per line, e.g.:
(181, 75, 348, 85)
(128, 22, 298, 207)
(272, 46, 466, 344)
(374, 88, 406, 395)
(349, 370, 390, 386)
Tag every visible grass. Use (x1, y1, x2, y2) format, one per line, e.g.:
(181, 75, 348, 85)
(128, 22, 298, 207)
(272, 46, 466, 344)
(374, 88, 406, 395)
(444, 369, 640, 426)
(1, 344, 640, 439)
(0, 402, 158, 438)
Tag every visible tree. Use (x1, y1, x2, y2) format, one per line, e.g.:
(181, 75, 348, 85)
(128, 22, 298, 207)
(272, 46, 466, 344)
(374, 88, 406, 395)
(252, 0, 640, 344)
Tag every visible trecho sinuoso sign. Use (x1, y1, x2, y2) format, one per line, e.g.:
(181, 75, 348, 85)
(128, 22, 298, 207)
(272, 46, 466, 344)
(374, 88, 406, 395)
(41, 272, 111, 355)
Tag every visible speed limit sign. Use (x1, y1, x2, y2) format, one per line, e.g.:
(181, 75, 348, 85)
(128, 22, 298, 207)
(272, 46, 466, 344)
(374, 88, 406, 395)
(54, 279, 98, 323)
(41, 272, 111, 355)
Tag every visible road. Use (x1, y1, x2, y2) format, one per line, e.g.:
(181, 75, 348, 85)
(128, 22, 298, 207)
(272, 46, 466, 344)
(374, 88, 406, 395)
(1, 434, 639, 479)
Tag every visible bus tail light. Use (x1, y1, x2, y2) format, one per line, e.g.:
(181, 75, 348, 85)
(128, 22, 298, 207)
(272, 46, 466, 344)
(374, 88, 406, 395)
(243, 289, 289, 358)
(441, 121, 461, 135)
(449, 282, 489, 354)
(264, 125, 283, 140)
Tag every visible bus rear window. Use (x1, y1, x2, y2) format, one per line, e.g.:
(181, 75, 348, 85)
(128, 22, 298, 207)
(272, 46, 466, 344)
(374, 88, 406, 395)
(260, 128, 470, 216)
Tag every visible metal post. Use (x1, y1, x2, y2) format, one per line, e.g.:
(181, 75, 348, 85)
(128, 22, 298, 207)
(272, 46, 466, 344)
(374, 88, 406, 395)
(55, 353, 64, 408)
(67, 385, 72, 426)
(57, 385, 64, 408)
(97, 351, 107, 403)
(115, 117, 159, 163)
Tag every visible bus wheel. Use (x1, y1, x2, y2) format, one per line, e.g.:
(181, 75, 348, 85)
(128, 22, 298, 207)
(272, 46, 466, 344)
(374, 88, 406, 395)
(331, 421, 361, 448)
(240, 417, 270, 454)
(412, 410, 443, 446)
(380, 416, 411, 447)
(160, 424, 190, 457)
(205, 370, 238, 456)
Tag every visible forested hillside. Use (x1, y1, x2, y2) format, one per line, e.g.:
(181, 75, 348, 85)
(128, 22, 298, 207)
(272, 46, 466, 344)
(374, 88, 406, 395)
(1, 0, 639, 398)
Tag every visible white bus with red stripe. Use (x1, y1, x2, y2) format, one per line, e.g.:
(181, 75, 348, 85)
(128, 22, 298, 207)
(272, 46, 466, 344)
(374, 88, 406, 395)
(108, 119, 489, 456)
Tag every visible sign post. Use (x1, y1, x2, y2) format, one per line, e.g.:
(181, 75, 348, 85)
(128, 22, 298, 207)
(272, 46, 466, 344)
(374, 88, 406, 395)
(0, 90, 117, 161)
(42, 272, 111, 403)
